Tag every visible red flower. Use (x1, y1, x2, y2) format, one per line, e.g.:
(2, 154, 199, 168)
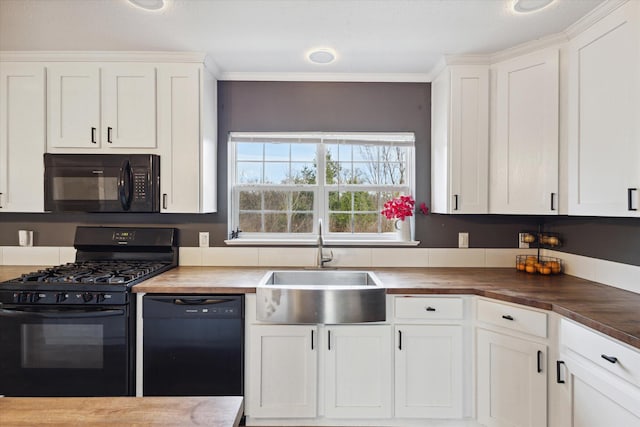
(381, 195, 415, 221)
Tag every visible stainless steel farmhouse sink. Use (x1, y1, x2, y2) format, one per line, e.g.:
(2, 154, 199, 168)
(256, 270, 386, 324)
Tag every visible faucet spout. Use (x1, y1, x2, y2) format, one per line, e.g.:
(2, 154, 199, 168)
(317, 219, 333, 268)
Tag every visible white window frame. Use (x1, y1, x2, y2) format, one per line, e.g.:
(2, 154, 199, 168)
(227, 132, 416, 245)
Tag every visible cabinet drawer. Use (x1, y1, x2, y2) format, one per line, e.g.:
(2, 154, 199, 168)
(561, 319, 640, 388)
(395, 296, 463, 320)
(476, 299, 547, 338)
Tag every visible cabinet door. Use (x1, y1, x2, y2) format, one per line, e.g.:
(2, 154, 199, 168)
(491, 48, 559, 214)
(324, 325, 392, 419)
(568, 1, 640, 217)
(101, 64, 157, 149)
(248, 325, 317, 418)
(0, 63, 46, 212)
(477, 329, 547, 427)
(431, 65, 489, 214)
(47, 63, 100, 149)
(395, 325, 463, 418)
(157, 64, 201, 213)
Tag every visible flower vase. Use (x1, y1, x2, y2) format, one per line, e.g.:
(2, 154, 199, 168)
(395, 218, 412, 241)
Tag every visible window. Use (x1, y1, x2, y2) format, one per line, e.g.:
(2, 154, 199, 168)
(228, 132, 415, 243)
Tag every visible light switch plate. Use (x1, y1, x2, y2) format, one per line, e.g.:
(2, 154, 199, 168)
(458, 232, 469, 248)
(199, 232, 210, 247)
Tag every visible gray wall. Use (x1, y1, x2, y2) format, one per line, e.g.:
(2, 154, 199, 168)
(1, 81, 638, 265)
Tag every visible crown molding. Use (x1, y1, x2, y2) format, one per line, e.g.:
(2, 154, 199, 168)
(489, 32, 566, 65)
(0, 50, 209, 64)
(564, 0, 629, 39)
(218, 71, 431, 83)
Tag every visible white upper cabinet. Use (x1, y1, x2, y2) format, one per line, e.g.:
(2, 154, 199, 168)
(0, 62, 46, 212)
(490, 48, 559, 215)
(48, 62, 157, 151)
(432, 65, 489, 214)
(567, 1, 640, 217)
(157, 63, 217, 213)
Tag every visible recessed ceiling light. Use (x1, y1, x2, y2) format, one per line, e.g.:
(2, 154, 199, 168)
(511, 0, 555, 13)
(307, 48, 337, 65)
(128, 0, 166, 11)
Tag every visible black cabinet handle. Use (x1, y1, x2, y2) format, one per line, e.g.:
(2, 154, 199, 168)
(628, 188, 637, 211)
(454, 194, 459, 211)
(502, 314, 514, 321)
(91, 127, 97, 144)
(601, 354, 618, 364)
(162, 193, 168, 210)
(425, 306, 436, 312)
(107, 126, 113, 143)
(311, 330, 314, 350)
(327, 330, 331, 350)
(550, 192, 556, 211)
(398, 330, 402, 350)
(556, 360, 565, 384)
(537, 350, 543, 373)
(0, 192, 3, 208)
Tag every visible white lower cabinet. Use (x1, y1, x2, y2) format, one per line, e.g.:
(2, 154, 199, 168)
(556, 319, 640, 427)
(248, 323, 392, 421)
(248, 324, 318, 418)
(394, 324, 463, 418)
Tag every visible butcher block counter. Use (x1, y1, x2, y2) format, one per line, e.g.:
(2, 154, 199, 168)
(131, 266, 640, 350)
(0, 396, 244, 426)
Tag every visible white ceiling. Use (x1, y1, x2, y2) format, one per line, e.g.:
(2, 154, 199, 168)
(0, 0, 605, 79)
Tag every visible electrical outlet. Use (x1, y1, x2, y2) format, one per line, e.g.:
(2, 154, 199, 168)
(199, 232, 210, 248)
(458, 232, 469, 248)
(519, 233, 530, 249)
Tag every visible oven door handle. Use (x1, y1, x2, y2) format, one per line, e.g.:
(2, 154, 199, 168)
(173, 298, 231, 305)
(0, 308, 126, 318)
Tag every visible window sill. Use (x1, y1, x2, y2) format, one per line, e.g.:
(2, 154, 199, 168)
(223, 238, 420, 247)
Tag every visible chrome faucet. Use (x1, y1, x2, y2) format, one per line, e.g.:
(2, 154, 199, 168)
(317, 219, 333, 268)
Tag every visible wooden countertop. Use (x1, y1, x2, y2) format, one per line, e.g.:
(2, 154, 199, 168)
(2, 265, 639, 350)
(131, 266, 640, 350)
(0, 396, 244, 427)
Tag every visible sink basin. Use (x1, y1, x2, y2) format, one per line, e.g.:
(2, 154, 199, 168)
(256, 270, 386, 324)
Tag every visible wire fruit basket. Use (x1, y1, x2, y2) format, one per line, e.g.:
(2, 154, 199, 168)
(516, 255, 563, 275)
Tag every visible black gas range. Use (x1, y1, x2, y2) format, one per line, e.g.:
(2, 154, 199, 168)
(0, 226, 178, 397)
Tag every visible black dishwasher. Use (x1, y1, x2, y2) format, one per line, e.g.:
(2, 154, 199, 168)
(143, 294, 243, 396)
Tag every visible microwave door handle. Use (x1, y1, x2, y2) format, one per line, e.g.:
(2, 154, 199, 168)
(119, 160, 133, 211)
(0, 308, 126, 318)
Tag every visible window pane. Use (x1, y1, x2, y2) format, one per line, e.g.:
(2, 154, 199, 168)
(291, 213, 313, 233)
(329, 213, 351, 233)
(381, 217, 396, 233)
(354, 162, 377, 184)
(380, 146, 405, 163)
(354, 214, 378, 233)
(239, 191, 261, 211)
(292, 191, 314, 211)
(380, 163, 405, 185)
(291, 144, 315, 162)
(237, 143, 263, 161)
(352, 145, 377, 162)
(337, 162, 352, 184)
(326, 151, 340, 184)
(264, 213, 287, 232)
(264, 162, 289, 184)
(291, 162, 316, 184)
(265, 143, 289, 161)
(239, 213, 262, 232)
(353, 191, 377, 212)
(329, 191, 352, 211)
(237, 162, 262, 184)
(264, 191, 288, 211)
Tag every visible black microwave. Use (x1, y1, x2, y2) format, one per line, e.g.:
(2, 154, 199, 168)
(44, 153, 160, 213)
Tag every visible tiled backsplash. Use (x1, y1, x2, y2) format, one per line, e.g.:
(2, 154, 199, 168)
(1, 246, 638, 294)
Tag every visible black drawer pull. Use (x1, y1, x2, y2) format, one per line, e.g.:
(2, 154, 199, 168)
(107, 126, 113, 143)
(502, 314, 514, 321)
(628, 188, 637, 211)
(425, 306, 436, 312)
(91, 127, 97, 144)
(398, 330, 402, 350)
(311, 330, 314, 350)
(537, 350, 543, 373)
(327, 330, 331, 351)
(454, 194, 459, 210)
(601, 354, 618, 364)
(556, 360, 565, 384)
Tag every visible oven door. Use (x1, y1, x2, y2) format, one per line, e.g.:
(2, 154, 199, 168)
(0, 305, 130, 397)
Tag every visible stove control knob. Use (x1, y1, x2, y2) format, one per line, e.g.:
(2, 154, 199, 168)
(20, 292, 31, 303)
(56, 293, 68, 303)
(31, 293, 42, 303)
(82, 292, 94, 303)
(96, 293, 106, 303)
